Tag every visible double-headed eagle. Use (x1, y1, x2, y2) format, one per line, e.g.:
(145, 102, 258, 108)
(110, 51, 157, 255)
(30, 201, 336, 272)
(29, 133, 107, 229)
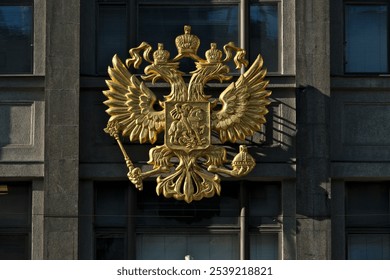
(103, 25, 271, 203)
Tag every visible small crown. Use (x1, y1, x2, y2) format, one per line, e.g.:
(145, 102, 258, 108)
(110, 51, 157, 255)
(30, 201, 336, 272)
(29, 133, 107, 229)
(175, 25, 200, 55)
(153, 43, 170, 64)
(205, 43, 222, 63)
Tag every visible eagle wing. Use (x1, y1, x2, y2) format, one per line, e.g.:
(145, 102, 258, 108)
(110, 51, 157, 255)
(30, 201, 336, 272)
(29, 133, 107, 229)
(212, 55, 271, 143)
(103, 55, 165, 144)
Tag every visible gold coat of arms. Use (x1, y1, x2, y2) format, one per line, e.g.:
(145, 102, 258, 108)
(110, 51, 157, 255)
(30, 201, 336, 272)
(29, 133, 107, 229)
(103, 26, 271, 203)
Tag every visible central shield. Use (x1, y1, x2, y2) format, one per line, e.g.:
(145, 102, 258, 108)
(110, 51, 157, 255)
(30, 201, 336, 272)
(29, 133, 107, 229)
(165, 101, 210, 152)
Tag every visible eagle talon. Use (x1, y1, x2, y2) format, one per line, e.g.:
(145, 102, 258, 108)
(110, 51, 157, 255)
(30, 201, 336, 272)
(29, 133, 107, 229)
(128, 167, 143, 190)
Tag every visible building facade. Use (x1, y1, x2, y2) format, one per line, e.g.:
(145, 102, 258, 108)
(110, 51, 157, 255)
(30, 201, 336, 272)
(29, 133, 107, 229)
(0, 0, 389, 260)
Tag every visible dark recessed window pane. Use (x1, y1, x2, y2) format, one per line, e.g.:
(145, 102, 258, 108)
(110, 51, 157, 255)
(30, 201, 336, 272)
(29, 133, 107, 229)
(0, 234, 29, 260)
(248, 183, 281, 226)
(345, 5, 388, 73)
(348, 234, 390, 260)
(346, 182, 390, 227)
(136, 181, 240, 226)
(250, 233, 278, 260)
(96, 234, 125, 260)
(0, 183, 30, 227)
(97, 4, 128, 74)
(250, 3, 279, 72)
(138, 5, 238, 72)
(0, 5, 33, 74)
(136, 233, 239, 260)
(95, 183, 127, 227)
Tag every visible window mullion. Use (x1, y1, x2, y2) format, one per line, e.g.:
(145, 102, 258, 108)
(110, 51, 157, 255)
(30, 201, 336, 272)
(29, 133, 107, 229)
(239, 181, 249, 260)
(388, 184, 390, 225)
(383, 1, 390, 74)
(127, 184, 136, 260)
(240, 0, 248, 74)
(128, 0, 137, 49)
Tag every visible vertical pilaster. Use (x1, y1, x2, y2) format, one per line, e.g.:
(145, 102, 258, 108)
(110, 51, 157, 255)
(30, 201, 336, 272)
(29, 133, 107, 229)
(31, 179, 44, 259)
(295, 0, 331, 259)
(44, 0, 80, 259)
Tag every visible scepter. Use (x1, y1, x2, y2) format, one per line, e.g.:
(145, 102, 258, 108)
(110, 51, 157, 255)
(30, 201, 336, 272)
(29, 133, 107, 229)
(104, 121, 169, 190)
(104, 121, 143, 189)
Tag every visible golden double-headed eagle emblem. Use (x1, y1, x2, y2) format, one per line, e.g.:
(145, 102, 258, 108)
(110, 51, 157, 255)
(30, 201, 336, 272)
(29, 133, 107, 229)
(103, 25, 271, 203)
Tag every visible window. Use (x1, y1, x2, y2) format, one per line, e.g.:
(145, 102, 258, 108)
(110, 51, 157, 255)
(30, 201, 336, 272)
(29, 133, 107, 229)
(0, 1, 33, 74)
(94, 183, 128, 260)
(346, 182, 390, 259)
(82, 0, 280, 75)
(344, 2, 389, 73)
(0, 182, 31, 260)
(249, 3, 279, 73)
(93, 181, 281, 260)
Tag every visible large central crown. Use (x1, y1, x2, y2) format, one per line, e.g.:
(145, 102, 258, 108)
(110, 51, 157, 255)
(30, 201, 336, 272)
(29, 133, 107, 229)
(175, 25, 200, 55)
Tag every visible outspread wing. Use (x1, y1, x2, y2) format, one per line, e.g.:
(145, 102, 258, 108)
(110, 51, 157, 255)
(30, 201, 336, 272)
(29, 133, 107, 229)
(212, 55, 271, 143)
(103, 55, 165, 144)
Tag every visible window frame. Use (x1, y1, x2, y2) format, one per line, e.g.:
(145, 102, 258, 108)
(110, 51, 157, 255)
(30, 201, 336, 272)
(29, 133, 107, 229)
(0, 0, 47, 76)
(0, 181, 32, 260)
(248, 0, 282, 73)
(345, 181, 390, 260)
(343, 1, 390, 74)
(0, 0, 34, 74)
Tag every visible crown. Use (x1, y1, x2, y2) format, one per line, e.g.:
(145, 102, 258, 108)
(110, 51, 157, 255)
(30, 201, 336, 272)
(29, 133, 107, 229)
(175, 25, 200, 55)
(153, 43, 170, 64)
(205, 43, 222, 63)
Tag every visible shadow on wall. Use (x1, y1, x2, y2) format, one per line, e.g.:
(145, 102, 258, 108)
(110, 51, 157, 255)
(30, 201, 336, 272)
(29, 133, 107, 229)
(295, 85, 331, 228)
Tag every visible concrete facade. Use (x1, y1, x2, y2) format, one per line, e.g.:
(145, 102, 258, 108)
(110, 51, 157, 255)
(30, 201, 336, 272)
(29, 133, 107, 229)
(1, 0, 390, 259)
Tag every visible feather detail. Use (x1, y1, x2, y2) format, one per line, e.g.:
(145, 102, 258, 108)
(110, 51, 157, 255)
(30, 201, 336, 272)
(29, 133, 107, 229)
(103, 55, 165, 143)
(212, 54, 271, 143)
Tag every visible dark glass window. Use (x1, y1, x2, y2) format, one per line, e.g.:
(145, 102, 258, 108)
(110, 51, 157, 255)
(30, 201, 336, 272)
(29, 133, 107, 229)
(0, 234, 29, 260)
(136, 181, 240, 226)
(84, 0, 280, 75)
(348, 234, 390, 259)
(96, 233, 126, 260)
(95, 182, 127, 227)
(346, 182, 390, 227)
(136, 233, 239, 260)
(249, 233, 278, 260)
(0, 2, 33, 74)
(248, 183, 281, 226)
(346, 182, 390, 260)
(345, 4, 388, 73)
(93, 180, 281, 260)
(138, 5, 238, 49)
(0, 182, 31, 260)
(138, 4, 238, 72)
(249, 3, 279, 72)
(97, 4, 128, 74)
(94, 182, 128, 260)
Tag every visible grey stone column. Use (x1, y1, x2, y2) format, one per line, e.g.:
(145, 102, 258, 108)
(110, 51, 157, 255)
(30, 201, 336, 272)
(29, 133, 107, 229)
(295, 1, 331, 259)
(44, 0, 80, 259)
(31, 179, 44, 259)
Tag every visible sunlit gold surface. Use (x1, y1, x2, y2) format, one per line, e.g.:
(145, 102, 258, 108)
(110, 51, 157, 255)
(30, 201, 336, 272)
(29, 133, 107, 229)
(103, 26, 271, 203)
